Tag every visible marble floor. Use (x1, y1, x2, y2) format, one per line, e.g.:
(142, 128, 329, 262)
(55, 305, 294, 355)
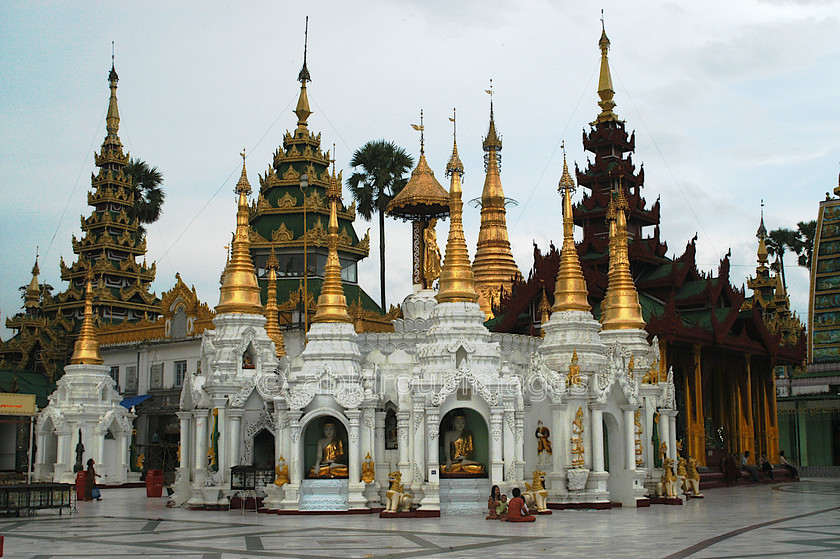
(1, 480, 839, 558)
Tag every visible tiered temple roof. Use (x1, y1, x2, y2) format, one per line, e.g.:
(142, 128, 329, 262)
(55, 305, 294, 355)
(248, 53, 387, 329)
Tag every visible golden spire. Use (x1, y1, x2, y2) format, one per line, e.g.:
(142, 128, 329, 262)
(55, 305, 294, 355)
(263, 248, 286, 357)
(600, 181, 646, 330)
(473, 81, 521, 317)
(756, 200, 769, 271)
(294, 17, 312, 129)
(216, 150, 264, 314)
(24, 250, 41, 310)
(70, 270, 103, 365)
(437, 127, 479, 304)
(106, 46, 121, 136)
(553, 146, 592, 313)
(312, 160, 352, 323)
(446, 108, 463, 176)
(595, 13, 618, 124)
(538, 288, 551, 337)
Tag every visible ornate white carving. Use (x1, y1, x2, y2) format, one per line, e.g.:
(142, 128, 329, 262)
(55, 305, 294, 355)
(490, 421, 502, 442)
(243, 410, 274, 465)
(430, 368, 499, 406)
(362, 407, 375, 429)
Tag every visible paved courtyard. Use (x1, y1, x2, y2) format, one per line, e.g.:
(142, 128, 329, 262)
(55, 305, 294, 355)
(1, 480, 839, 558)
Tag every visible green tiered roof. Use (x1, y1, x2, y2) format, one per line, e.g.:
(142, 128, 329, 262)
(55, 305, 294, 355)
(44, 62, 160, 324)
(248, 54, 378, 314)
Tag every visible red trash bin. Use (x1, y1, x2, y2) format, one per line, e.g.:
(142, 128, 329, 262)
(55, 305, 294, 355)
(75, 471, 88, 501)
(146, 469, 163, 497)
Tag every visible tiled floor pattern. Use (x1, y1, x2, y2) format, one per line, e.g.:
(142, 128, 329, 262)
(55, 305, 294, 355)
(1, 480, 839, 558)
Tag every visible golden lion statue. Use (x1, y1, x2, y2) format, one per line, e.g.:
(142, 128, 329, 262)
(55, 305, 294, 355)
(384, 471, 412, 512)
(656, 456, 679, 498)
(523, 470, 549, 512)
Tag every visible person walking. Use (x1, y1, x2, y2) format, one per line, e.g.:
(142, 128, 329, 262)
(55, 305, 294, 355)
(85, 458, 101, 501)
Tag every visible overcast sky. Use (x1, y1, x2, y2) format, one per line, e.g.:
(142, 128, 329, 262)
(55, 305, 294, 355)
(2, 0, 839, 338)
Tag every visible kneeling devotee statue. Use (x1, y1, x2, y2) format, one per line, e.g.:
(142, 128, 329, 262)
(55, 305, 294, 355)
(309, 422, 349, 478)
(441, 413, 486, 475)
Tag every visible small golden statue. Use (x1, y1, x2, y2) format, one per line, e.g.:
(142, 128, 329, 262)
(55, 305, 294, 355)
(627, 355, 635, 380)
(685, 457, 703, 497)
(384, 471, 413, 512)
(136, 453, 145, 470)
(309, 422, 349, 478)
(523, 470, 549, 512)
(657, 455, 679, 498)
(361, 452, 375, 484)
(535, 420, 552, 456)
(659, 441, 668, 464)
(274, 456, 290, 487)
(571, 406, 585, 468)
(568, 350, 583, 387)
(642, 359, 658, 384)
(423, 218, 442, 286)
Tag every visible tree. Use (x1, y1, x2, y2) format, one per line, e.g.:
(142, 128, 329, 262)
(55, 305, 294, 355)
(766, 228, 800, 288)
(124, 158, 165, 241)
(347, 140, 414, 310)
(796, 220, 816, 271)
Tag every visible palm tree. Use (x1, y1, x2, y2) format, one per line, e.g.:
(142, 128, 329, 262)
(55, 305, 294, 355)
(124, 158, 165, 242)
(767, 227, 801, 288)
(347, 140, 414, 310)
(796, 220, 816, 271)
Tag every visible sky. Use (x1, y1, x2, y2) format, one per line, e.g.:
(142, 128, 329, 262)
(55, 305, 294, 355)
(2, 0, 839, 338)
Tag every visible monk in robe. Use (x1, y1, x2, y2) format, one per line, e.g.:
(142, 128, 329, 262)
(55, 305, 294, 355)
(442, 414, 485, 475)
(309, 422, 349, 478)
(507, 488, 535, 522)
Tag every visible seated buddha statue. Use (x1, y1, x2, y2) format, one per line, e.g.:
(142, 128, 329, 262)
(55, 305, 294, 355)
(309, 422, 349, 478)
(441, 414, 486, 475)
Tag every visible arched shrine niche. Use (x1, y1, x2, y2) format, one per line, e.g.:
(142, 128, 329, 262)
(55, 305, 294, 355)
(439, 408, 489, 478)
(253, 429, 275, 469)
(303, 416, 349, 479)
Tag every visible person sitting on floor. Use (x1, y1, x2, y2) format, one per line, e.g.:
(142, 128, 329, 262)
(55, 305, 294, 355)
(779, 450, 799, 478)
(506, 487, 536, 522)
(759, 452, 775, 481)
(722, 453, 739, 486)
(741, 451, 760, 483)
(496, 494, 508, 520)
(487, 484, 502, 520)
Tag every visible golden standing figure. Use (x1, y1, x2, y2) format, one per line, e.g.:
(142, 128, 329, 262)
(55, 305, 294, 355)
(535, 420, 552, 455)
(274, 456, 290, 487)
(423, 218, 442, 286)
(571, 407, 585, 468)
(642, 359, 658, 384)
(568, 350, 582, 387)
(362, 452, 375, 484)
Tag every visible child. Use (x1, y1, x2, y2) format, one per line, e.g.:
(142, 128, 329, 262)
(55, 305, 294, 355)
(496, 494, 508, 520)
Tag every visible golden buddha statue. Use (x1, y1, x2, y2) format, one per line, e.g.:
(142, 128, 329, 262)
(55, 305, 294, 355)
(441, 414, 486, 475)
(361, 452, 375, 484)
(309, 422, 349, 478)
(274, 456, 290, 487)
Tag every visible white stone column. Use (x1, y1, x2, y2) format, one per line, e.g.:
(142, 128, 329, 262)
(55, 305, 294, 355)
(374, 411, 388, 504)
(411, 403, 426, 492)
(503, 409, 515, 482)
(420, 407, 440, 510)
(397, 410, 410, 480)
(117, 431, 129, 482)
(666, 410, 678, 462)
(514, 411, 525, 481)
(275, 407, 288, 464)
(193, 410, 208, 480)
(347, 409, 366, 509)
(622, 405, 637, 472)
(280, 410, 302, 510)
(228, 409, 244, 469)
(590, 405, 605, 473)
(177, 412, 192, 470)
(489, 407, 504, 485)
(658, 410, 670, 464)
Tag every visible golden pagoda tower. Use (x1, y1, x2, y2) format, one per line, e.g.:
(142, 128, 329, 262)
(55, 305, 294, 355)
(263, 248, 286, 357)
(600, 185, 646, 330)
(70, 272, 102, 365)
(437, 117, 479, 304)
(553, 149, 592, 313)
(216, 152, 263, 314)
(472, 86, 522, 318)
(312, 164, 352, 323)
(595, 19, 619, 125)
